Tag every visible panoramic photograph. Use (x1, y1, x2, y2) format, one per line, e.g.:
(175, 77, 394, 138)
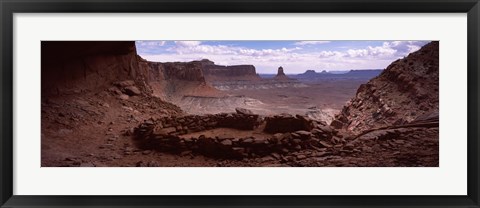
(41, 40, 439, 167)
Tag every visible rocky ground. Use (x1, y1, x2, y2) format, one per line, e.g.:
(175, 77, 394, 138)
(41, 83, 185, 167)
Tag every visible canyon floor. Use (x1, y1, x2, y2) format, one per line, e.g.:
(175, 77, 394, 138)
(41, 78, 438, 167)
(176, 79, 362, 123)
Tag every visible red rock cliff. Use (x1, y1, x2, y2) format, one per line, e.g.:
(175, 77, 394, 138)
(142, 60, 206, 82)
(41, 41, 149, 96)
(42, 41, 213, 98)
(138, 58, 223, 99)
(331, 41, 439, 133)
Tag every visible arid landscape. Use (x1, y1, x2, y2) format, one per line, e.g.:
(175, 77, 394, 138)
(41, 41, 439, 167)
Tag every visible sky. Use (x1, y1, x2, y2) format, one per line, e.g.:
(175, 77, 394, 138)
(135, 40, 430, 74)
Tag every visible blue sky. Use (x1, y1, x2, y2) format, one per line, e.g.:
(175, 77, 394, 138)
(136, 41, 430, 74)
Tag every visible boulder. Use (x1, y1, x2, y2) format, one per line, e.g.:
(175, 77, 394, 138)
(235, 107, 254, 115)
(273, 133, 284, 140)
(330, 120, 344, 129)
(118, 94, 129, 100)
(317, 125, 334, 134)
(114, 80, 135, 87)
(295, 130, 312, 140)
(124, 86, 141, 96)
(156, 127, 177, 135)
(319, 141, 332, 148)
(312, 129, 323, 135)
(221, 139, 233, 146)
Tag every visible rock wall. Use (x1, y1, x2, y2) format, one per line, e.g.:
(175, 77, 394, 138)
(264, 114, 314, 133)
(151, 112, 261, 135)
(134, 113, 340, 159)
(331, 41, 439, 133)
(41, 41, 154, 96)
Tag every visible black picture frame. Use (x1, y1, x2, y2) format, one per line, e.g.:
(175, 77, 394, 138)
(1, 0, 479, 207)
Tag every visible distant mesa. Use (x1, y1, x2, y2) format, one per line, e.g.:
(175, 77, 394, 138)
(343, 69, 383, 77)
(304, 70, 317, 75)
(294, 69, 382, 80)
(199, 59, 215, 66)
(302, 70, 329, 75)
(199, 59, 261, 82)
(300, 70, 329, 76)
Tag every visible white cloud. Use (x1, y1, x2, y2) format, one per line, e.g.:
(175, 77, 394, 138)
(318, 51, 344, 58)
(137, 41, 166, 46)
(346, 41, 427, 58)
(169, 42, 301, 58)
(366, 45, 397, 57)
(172, 44, 237, 55)
(294, 41, 331, 45)
(347, 49, 369, 57)
(381, 41, 428, 56)
(174, 41, 202, 47)
(138, 41, 430, 74)
(407, 45, 421, 53)
(238, 47, 300, 57)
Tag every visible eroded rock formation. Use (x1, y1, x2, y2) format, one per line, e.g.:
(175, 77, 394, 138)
(331, 41, 439, 133)
(274, 66, 292, 80)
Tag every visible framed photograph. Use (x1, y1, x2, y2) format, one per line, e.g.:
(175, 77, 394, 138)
(1, 0, 479, 207)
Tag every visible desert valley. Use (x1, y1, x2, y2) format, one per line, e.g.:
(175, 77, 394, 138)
(41, 41, 439, 167)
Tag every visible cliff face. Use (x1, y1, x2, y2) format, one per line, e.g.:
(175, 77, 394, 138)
(144, 61, 206, 82)
(42, 41, 212, 98)
(138, 59, 223, 101)
(41, 41, 149, 96)
(331, 41, 439, 133)
(200, 60, 261, 81)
